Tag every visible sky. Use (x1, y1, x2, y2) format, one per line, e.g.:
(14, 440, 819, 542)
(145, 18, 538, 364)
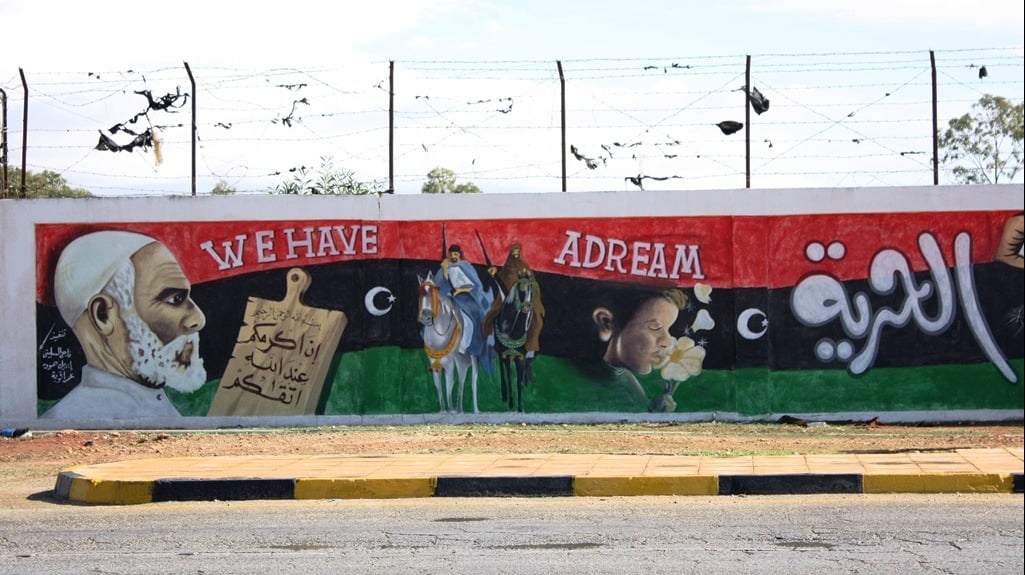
(2, 0, 1023, 196)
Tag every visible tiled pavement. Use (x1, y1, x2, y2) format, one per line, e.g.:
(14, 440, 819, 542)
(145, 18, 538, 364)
(54, 447, 1025, 505)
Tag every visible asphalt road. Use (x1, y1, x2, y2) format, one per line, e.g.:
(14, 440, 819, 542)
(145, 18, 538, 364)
(2, 494, 1022, 574)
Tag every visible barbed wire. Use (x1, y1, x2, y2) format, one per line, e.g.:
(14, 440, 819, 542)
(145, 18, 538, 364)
(1, 48, 1022, 197)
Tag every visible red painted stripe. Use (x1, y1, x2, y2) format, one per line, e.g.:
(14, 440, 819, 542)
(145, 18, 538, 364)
(35, 211, 1016, 305)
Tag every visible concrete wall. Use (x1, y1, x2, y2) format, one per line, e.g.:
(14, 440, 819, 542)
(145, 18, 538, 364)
(2, 186, 1022, 429)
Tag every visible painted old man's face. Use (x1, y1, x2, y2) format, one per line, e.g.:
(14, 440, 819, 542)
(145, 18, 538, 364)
(125, 242, 207, 391)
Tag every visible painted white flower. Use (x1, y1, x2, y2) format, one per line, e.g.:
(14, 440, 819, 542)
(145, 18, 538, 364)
(693, 283, 713, 304)
(659, 336, 706, 382)
(690, 308, 715, 332)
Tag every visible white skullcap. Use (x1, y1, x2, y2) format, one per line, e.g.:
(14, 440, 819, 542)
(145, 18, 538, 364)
(54, 231, 157, 327)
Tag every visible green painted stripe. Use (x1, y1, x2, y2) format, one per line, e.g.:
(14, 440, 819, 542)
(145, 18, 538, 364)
(158, 353, 1025, 417)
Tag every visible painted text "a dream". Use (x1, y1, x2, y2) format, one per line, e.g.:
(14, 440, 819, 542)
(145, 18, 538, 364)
(552, 230, 705, 280)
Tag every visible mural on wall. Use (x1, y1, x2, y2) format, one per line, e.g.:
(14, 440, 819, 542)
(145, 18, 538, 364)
(34, 210, 1023, 421)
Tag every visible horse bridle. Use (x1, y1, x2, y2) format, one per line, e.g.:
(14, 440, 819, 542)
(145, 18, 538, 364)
(420, 281, 462, 369)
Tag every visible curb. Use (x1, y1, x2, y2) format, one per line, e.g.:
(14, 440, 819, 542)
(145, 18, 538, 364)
(55, 471, 1025, 505)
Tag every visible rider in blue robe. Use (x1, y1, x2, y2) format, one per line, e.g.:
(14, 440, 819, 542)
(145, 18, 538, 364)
(433, 244, 495, 375)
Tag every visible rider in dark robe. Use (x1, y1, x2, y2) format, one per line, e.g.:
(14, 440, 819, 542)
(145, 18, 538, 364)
(483, 242, 545, 381)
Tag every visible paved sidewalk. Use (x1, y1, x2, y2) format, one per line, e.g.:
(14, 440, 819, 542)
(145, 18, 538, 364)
(54, 447, 1025, 505)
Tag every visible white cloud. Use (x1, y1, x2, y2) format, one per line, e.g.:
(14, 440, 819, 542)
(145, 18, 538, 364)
(6, 0, 475, 71)
(745, 0, 1024, 35)
(4, 1, 1021, 196)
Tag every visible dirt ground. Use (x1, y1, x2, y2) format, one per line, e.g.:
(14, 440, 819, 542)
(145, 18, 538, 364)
(1, 420, 1022, 508)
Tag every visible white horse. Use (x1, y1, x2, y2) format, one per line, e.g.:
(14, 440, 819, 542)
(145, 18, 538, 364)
(416, 275, 480, 413)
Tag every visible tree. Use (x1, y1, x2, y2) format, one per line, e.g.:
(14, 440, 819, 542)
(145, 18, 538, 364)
(422, 167, 481, 194)
(939, 94, 1024, 185)
(210, 180, 237, 195)
(273, 155, 383, 195)
(2, 168, 93, 198)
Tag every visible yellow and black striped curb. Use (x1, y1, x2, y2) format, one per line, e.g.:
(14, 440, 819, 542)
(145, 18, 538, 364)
(54, 471, 1025, 505)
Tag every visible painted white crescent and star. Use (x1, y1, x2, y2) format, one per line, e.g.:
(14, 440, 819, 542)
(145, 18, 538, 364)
(737, 308, 768, 340)
(364, 286, 396, 316)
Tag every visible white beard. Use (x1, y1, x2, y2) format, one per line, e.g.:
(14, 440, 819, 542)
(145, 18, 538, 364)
(122, 308, 207, 393)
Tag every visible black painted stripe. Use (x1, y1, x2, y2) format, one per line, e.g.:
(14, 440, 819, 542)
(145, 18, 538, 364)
(1013, 474, 1024, 494)
(719, 474, 862, 495)
(435, 475, 574, 497)
(152, 479, 296, 502)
